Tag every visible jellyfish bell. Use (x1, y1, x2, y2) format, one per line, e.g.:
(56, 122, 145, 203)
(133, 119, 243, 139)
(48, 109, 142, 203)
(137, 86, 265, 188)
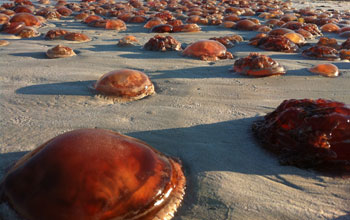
(0, 40, 9, 46)
(0, 128, 186, 220)
(182, 40, 233, 61)
(9, 12, 41, 26)
(64, 32, 91, 42)
(252, 99, 350, 172)
(233, 52, 286, 77)
(46, 45, 76, 59)
(308, 63, 339, 77)
(302, 45, 340, 61)
(144, 35, 181, 51)
(93, 69, 155, 102)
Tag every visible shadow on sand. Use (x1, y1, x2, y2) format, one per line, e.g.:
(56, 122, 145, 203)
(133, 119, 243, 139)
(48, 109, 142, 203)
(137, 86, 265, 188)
(15, 81, 95, 96)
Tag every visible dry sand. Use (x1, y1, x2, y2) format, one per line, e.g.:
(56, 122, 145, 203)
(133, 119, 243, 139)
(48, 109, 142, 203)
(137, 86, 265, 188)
(0, 0, 350, 219)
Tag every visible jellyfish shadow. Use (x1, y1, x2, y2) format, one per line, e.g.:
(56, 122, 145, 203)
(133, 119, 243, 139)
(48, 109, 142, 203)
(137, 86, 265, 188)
(125, 118, 334, 219)
(16, 81, 94, 96)
(127, 118, 324, 179)
(9, 52, 47, 59)
(332, 215, 350, 220)
(119, 49, 183, 59)
(149, 65, 257, 79)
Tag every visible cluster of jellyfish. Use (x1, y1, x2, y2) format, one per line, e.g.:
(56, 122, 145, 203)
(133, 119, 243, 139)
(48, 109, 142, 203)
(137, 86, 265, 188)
(1, 0, 350, 219)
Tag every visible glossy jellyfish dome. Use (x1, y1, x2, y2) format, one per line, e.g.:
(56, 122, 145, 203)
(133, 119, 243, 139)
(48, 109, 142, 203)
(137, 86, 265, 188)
(308, 63, 339, 77)
(0, 128, 186, 220)
(182, 40, 233, 61)
(94, 69, 155, 102)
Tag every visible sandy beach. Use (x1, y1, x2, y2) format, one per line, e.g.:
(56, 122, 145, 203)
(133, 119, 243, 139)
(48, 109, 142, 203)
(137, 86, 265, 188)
(0, 0, 350, 219)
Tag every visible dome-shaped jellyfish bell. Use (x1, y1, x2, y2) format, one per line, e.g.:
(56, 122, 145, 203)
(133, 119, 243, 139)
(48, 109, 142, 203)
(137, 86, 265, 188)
(0, 128, 186, 220)
(93, 69, 155, 102)
(182, 40, 234, 61)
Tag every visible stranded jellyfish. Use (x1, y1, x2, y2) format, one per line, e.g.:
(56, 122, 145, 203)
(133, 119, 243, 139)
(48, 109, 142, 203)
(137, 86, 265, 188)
(150, 24, 173, 33)
(0, 40, 9, 46)
(105, 19, 127, 31)
(143, 17, 164, 29)
(320, 23, 340, 33)
(317, 37, 339, 49)
(209, 35, 243, 48)
(45, 29, 69, 40)
(46, 45, 76, 59)
(64, 32, 91, 42)
(234, 19, 258, 31)
(0, 13, 10, 24)
(255, 35, 299, 53)
(172, 24, 201, 32)
(308, 63, 339, 77)
(9, 12, 41, 26)
(117, 35, 139, 47)
(341, 38, 350, 49)
(340, 49, 350, 61)
(16, 26, 39, 38)
(0, 128, 186, 220)
(182, 40, 233, 61)
(144, 35, 181, 51)
(1, 21, 26, 34)
(283, 32, 306, 45)
(302, 45, 339, 60)
(252, 99, 350, 172)
(233, 52, 286, 77)
(93, 69, 155, 102)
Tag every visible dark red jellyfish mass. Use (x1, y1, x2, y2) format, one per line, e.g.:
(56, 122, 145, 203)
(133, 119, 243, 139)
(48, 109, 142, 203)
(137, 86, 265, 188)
(182, 40, 233, 61)
(209, 35, 243, 48)
(252, 99, 350, 172)
(144, 35, 181, 51)
(255, 35, 299, 53)
(302, 45, 339, 60)
(150, 24, 173, 33)
(233, 52, 286, 77)
(0, 128, 186, 220)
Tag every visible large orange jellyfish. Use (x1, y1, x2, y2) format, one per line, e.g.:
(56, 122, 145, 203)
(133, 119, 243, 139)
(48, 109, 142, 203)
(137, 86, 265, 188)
(9, 12, 41, 26)
(93, 69, 155, 102)
(308, 63, 339, 77)
(182, 40, 233, 61)
(252, 99, 350, 172)
(0, 128, 186, 220)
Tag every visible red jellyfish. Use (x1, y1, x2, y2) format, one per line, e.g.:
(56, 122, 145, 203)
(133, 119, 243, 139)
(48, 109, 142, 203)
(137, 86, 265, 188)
(302, 45, 339, 60)
(0, 128, 186, 220)
(252, 99, 350, 172)
(308, 63, 339, 77)
(233, 52, 286, 77)
(9, 12, 41, 26)
(144, 35, 182, 51)
(64, 32, 91, 42)
(182, 40, 234, 61)
(93, 69, 155, 102)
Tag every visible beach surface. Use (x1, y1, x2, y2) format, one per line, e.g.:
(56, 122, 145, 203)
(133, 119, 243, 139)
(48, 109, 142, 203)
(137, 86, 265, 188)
(0, 0, 349, 219)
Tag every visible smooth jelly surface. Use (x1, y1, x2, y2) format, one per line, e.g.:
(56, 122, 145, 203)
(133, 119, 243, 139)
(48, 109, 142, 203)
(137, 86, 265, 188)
(0, 129, 186, 220)
(94, 69, 154, 101)
(182, 40, 232, 60)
